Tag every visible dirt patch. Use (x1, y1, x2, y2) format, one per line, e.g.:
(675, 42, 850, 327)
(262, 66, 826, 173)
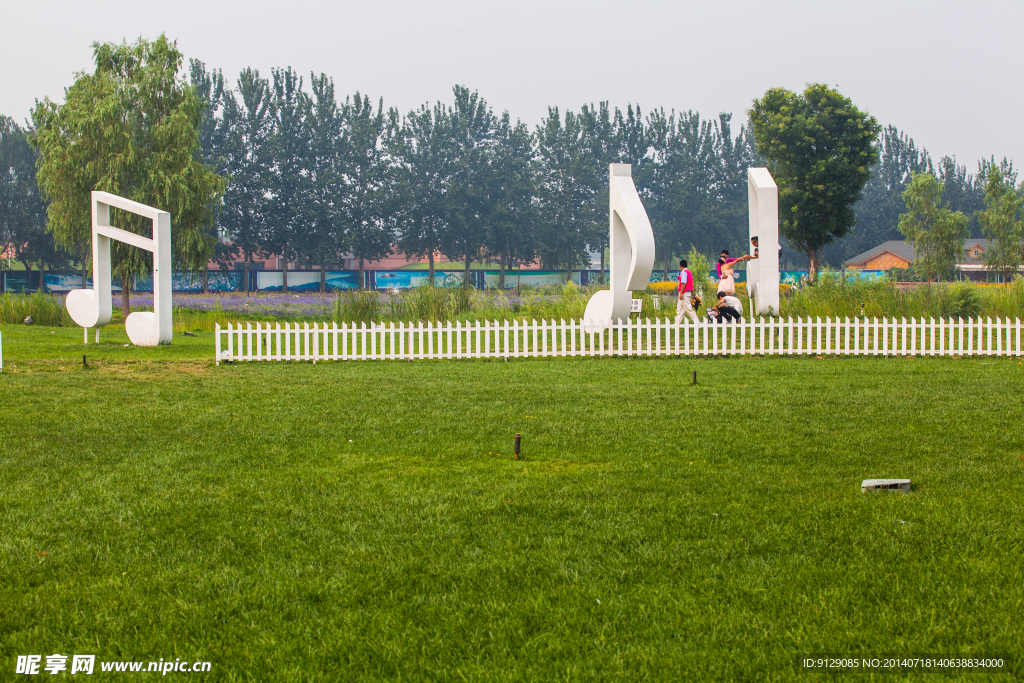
(2, 359, 215, 377)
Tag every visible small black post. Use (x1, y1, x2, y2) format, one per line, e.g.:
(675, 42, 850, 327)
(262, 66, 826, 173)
(514, 433, 521, 460)
(692, 370, 697, 385)
(83, 354, 87, 368)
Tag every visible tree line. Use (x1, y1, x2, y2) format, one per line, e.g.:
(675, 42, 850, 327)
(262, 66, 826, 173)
(1, 37, 762, 298)
(1, 36, 1020, 301)
(832, 126, 1020, 269)
(186, 59, 764, 291)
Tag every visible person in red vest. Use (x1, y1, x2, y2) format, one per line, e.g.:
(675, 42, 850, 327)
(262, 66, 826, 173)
(675, 259, 700, 324)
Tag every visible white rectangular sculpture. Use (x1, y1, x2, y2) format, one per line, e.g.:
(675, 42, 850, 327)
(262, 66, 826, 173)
(65, 191, 172, 346)
(583, 163, 655, 330)
(747, 168, 780, 316)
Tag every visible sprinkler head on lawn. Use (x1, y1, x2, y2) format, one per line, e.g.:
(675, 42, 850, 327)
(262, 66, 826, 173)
(861, 479, 911, 493)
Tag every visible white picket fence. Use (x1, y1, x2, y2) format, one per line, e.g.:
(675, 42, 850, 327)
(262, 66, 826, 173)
(214, 317, 1023, 364)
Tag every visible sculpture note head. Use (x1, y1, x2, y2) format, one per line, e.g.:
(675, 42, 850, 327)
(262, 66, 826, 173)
(66, 289, 106, 329)
(125, 312, 162, 346)
(583, 289, 613, 333)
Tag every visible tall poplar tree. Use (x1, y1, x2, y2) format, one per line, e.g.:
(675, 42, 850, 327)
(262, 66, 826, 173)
(651, 110, 721, 265)
(839, 126, 933, 264)
(396, 102, 450, 285)
(938, 156, 986, 236)
(343, 93, 400, 288)
(441, 86, 494, 286)
(189, 59, 233, 290)
(580, 102, 621, 279)
(269, 67, 308, 291)
(303, 72, 346, 292)
(535, 107, 600, 271)
(219, 68, 274, 294)
(482, 113, 538, 288)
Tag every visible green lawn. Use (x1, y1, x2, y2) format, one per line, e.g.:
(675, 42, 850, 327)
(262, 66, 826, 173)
(1, 325, 1022, 681)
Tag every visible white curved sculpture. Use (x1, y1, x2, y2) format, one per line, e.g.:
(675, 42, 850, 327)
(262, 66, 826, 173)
(747, 168, 780, 316)
(584, 164, 655, 331)
(66, 191, 172, 346)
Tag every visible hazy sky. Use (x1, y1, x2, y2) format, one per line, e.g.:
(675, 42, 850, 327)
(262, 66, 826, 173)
(2, 0, 1020, 168)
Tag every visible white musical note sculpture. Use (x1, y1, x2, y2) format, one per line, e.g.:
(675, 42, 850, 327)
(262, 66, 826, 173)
(66, 191, 173, 346)
(746, 168, 780, 316)
(583, 163, 655, 331)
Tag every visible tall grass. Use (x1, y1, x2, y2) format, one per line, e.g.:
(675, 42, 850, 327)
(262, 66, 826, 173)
(172, 302, 249, 332)
(0, 294, 264, 332)
(404, 284, 471, 321)
(9, 279, 1018, 332)
(336, 281, 691, 325)
(778, 275, 1024, 320)
(333, 285, 474, 324)
(1, 292, 73, 326)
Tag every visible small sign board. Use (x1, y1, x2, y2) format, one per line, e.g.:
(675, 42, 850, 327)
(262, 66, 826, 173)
(630, 298, 643, 313)
(861, 478, 911, 493)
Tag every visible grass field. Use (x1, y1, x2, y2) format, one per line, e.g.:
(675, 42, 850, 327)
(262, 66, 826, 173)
(1, 325, 1023, 681)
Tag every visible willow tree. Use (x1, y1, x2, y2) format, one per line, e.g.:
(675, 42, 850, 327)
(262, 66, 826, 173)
(31, 35, 225, 315)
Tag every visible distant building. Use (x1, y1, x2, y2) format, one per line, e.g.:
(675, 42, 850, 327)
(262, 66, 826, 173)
(842, 240, 916, 271)
(210, 248, 544, 272)
(843, 239, 1021, 282)
(218, 251, 438, 272)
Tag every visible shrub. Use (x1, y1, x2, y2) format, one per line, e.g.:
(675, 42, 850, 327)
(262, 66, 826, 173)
(941, 283, 981, 319)
(686, 246, 714, 299)
(648, 282, 677, 295)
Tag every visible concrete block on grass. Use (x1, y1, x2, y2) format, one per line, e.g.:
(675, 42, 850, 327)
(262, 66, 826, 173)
(861, 479, 911, 493)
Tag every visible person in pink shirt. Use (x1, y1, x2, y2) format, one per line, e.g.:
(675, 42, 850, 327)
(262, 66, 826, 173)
(675, 259, 699, 324)
(716, 250, 743, 277)
(717, 249, 751, 295)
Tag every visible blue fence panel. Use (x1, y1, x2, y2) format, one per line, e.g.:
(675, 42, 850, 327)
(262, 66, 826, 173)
(6, 267, 772, 294)
(4, 272, 33, 293)
(373, 271, 439, 289)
